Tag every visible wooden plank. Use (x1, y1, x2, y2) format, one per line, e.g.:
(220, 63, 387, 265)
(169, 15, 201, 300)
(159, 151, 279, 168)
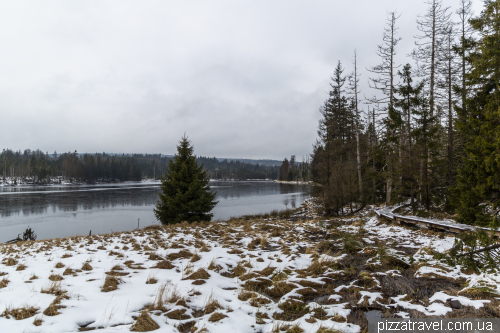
(376, 208, 500, 237)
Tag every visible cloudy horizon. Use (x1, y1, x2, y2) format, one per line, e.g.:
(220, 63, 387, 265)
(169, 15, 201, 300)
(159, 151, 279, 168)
(0, 0, 483, 161)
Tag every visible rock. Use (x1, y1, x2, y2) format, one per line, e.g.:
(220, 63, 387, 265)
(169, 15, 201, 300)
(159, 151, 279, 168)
(450, 299, 462, 309)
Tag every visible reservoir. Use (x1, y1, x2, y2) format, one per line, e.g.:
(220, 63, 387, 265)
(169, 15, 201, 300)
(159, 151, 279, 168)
(0, 180, 310, 242)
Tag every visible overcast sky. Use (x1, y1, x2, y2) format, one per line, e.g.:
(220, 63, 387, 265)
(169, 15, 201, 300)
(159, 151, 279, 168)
(0, 0, 483, 160)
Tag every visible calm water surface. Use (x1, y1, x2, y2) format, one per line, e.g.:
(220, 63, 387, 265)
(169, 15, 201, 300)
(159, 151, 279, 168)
(0, 181, 310, 242)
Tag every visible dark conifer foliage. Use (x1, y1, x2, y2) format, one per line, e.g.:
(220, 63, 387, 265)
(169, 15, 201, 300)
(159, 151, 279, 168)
(311, 0, 500, 226)
(452, 0, 500, 226)
(0, 149, 142, 183)
(312, 61, 362, 215)
(154, 136, 217, 224)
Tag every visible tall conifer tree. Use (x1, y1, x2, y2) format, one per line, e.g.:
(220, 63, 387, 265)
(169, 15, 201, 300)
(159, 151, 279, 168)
(154, 136, 217, 224)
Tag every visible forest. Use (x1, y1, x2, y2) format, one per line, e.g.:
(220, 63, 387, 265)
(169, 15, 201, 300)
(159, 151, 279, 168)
(0, 149, 280, 183)
(310, 0, 500, 227)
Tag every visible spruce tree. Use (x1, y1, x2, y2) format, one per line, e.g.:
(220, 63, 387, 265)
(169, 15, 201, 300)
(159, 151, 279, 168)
(154, 136, 217, 224)
(454, 0, 500, 226)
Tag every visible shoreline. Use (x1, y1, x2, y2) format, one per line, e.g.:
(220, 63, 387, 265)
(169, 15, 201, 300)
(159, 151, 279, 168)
(1, 204, 498, 332)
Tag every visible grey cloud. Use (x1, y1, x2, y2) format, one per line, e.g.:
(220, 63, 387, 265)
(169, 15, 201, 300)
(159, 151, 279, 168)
(0, 0, 484, 160)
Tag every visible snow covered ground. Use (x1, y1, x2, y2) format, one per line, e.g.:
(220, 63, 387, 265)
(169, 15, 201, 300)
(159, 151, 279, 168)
(1, 208, 499, 332)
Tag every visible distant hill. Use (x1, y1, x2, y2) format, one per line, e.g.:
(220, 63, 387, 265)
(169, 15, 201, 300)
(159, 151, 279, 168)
(216, 158, 282, 166)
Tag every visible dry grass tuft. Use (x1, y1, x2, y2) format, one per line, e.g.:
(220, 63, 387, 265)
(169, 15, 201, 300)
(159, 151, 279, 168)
(204, 294, 223, 314)
(130, 311, 160, 332)
(146, 271, 158, 284)
(0, 278, 10, 288)
(167, 249, 192, 261)
(208, 312, 227, 322)
(256, 266, 276, 277)
(153, 282, 183, 310)
(207, 259, 223, 272)
(185, 268, 211, 280)
(285, 324, 305, 333)
(43, 296, 67, 316)
(190, 252, 201, 262)
(147, 253, 164, 261)
(16, 264, 27, 271)
(125, 260, 146, 270)
(273, 300, 309, 321)
(4, 306, 40, 320)
(4, 258, 17, 266)
(152, 260, 174, 269)
(165, 308, 190, 320)
(81, 262, 93, 271)
(101, 275, 122, 292)
(316, 327, 342, 333)
(54, 262, 65, 268)
(63, 268, 74, 276)
(41, 281, 66, 296)
(33, 317, 43, 326)
(49, 274, 64, 281)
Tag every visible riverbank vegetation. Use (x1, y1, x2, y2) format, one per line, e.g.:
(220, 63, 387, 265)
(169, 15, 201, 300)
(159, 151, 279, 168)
(1, 202, 498, 332)
(310, 0, 500, 228)
(0, 149, 281, 184)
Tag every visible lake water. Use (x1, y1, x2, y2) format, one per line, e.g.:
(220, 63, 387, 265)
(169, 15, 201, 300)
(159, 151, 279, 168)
(0, 181, 310, 242)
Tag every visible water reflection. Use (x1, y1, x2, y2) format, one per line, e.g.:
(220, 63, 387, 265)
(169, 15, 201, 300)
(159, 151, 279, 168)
(0, 181, 310, 241)
(0, 186, 160, 219)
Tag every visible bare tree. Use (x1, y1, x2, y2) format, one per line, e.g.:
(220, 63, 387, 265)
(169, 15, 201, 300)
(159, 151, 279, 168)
(454, 0, 474, 155)
(436, 25, 459, 191)
(411, 0, 452, 118)
(367, 11, 402, 205)
(348, 49, 363, 203)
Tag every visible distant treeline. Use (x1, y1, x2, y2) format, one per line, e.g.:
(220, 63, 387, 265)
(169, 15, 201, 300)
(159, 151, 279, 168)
(132, 155, 280, 180)
(0, 149, 142, 182)
(278, 155, 311, 181)
(0, 149, 280, 183)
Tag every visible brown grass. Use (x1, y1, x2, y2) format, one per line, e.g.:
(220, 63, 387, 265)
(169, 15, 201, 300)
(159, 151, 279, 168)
(125, 260, 146, 270)
(316, 327, 342, 333)
(146, 271, 158, 284)
(165, 309, 190, 320)
(63, 268, 74, 276)
(101, 275, 122, 292)
(238, 289, 257, 301)
(0, 278, 10, 288)
(33, 317, 43, 326)
(249, 297, 271, 307)
(43, 296, 67, 316)
(285, 324, 305, 333)
(207, 258, 223, 272)
(185, 268, 211, 280)
(256, 266, 276, 276)
(49, 274, 64, 281)
(273, 300, 309, 321)
(81, 262, 93, 271)
(55, 262, 65, 268)
(177, 320, 196, 333)
(204, 294, 223, 314)
(7, 306, 39, 320)
(4, 258, 17, 266)
(208, 312, 227, 322)
(147, 253, 164, 261)
(130, 311, 160, 332)
(267, 281, 297, 299)
(152, 260, 174, 269)
(190, 252, 201, 262)
(16, 264, 27, 271)
(167, 249, 192, 261)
